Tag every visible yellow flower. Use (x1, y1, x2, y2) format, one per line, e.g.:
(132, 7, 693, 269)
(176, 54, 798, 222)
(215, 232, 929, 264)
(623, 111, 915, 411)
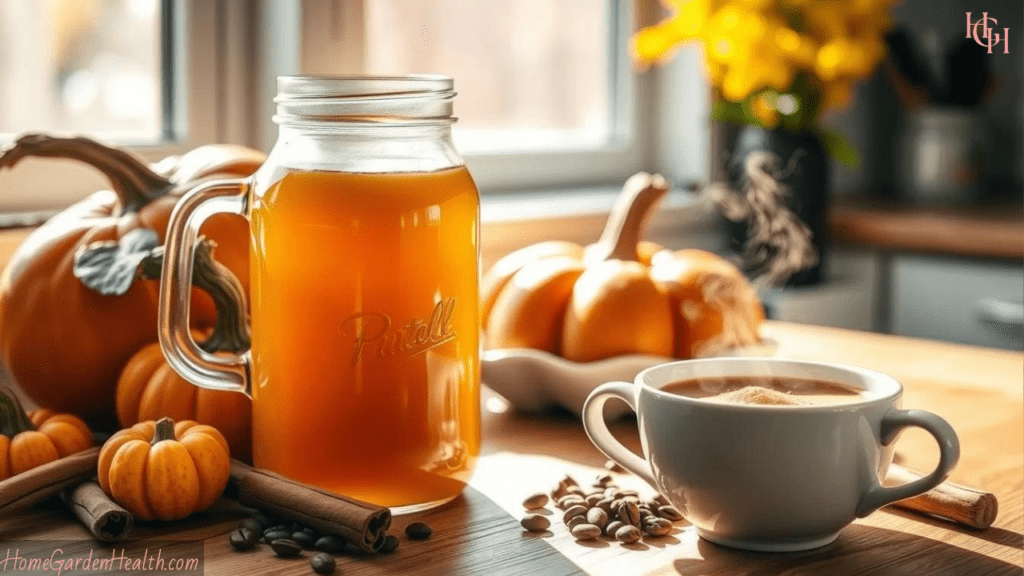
(821, 79, 853, 112)
(633, 0, 711, 67)
(815, 38, 850, 81)
(750, 93, 780, 127)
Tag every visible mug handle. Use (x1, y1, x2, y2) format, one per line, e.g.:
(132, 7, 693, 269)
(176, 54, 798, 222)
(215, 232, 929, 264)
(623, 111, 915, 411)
(856, 409, 961, 517)
(158, 178, 252, 397)
(582, 382, 657, 487)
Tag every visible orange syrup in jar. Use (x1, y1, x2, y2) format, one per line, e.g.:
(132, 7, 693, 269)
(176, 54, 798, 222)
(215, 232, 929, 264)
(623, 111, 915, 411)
(249, 166, 480, 510)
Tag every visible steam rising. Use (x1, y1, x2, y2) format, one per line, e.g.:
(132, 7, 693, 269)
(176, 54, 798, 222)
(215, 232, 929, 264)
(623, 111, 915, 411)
(705, 150, 818, 288)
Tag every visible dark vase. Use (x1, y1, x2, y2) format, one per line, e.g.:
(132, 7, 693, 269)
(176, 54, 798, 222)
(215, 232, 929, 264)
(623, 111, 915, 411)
(726, 125, 830, 286)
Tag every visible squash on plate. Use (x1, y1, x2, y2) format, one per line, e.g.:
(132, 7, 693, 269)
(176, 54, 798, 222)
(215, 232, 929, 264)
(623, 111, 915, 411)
(482, 172, 764, 361)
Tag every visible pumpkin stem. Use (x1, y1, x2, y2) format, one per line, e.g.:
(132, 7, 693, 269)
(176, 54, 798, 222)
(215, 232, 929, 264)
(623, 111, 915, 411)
(0, 383, 36, 436)
(152, 417, 177, 444)
(0, 134, 172, 213)
(137, 240, 251, 354)
(589, 173, 670, 262)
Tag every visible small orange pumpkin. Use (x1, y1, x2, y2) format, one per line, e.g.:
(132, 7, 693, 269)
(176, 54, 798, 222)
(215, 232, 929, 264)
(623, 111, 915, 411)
(0, 384, 93, 480)
(98, 417, 230, 521)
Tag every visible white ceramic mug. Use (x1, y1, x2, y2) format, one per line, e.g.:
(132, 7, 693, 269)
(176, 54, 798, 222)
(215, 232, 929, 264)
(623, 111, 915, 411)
(582, 358, 960, 552)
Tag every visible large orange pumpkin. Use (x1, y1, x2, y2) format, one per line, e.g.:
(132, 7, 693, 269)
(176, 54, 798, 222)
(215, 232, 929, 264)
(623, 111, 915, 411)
(0, 135, 262, 430)
(482, 172, 764, 361)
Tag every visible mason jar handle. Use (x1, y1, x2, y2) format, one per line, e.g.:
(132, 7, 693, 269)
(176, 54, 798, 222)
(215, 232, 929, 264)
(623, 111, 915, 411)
(159, 178, 252, 397)
(856, 409, 960, 517)
(582, 382, 658, 488)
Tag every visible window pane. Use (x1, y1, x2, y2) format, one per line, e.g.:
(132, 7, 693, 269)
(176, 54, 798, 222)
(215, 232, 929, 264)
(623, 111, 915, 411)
(0, 0, 164, 143)
(361, 0, 614, 153)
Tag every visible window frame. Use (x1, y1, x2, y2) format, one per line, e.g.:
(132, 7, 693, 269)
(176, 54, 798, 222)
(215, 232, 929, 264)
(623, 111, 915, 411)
(261, 0, 653, 193)
(0, 0, 253, 212)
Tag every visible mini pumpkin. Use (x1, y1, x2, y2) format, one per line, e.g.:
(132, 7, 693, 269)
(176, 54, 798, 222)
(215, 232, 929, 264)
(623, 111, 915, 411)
(0, 384, 93, 480)
(98, 417, 230, 521)
(482, 172, 763, 361)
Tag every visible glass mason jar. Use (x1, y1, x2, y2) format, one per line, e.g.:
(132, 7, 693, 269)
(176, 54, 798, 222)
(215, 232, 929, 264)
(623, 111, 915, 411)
(159, 76, 481, 513)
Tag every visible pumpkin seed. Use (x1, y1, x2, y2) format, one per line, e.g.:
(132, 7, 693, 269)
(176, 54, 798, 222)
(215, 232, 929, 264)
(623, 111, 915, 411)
(229, 528, 257, 551)
(586, 507, 608, 529)
(314, 535, 345, 554)
(523, 492, 549, 510)
(379, 534, 400, 554)
(405, 522, 432, 540)
(614, 525, 642, 544)
(520, 514, 551, 532)
(270, 538, 302, 557)
(658, 505, 684, 521)
(264, 529, 291, 542)
(291, 530, 316, 548)
(310, 552, 336, 575)
(571, 524, 602, 540)
(618, 501, 641, 526)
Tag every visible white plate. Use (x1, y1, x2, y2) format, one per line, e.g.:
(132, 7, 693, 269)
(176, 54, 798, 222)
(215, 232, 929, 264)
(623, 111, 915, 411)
(481, 338, 779, 418)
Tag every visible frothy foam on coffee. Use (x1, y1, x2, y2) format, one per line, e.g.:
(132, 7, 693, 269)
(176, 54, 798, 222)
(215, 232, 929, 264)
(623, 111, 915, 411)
(714, 386, 807, 406)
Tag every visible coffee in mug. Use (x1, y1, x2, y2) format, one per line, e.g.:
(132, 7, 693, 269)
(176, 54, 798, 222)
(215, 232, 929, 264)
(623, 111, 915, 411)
(663, 376, 867, 406)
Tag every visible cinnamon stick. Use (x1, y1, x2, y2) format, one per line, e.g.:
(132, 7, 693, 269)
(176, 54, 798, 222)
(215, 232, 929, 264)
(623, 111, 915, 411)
(63, 481, 133, 542)
(885, 464, 998, 529)
(0, 447, 100, 512)
(228, 460, 391, 552)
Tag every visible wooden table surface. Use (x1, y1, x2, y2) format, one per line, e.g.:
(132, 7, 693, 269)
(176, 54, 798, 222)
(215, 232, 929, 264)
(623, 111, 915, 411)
(2, 321, 1021, 575)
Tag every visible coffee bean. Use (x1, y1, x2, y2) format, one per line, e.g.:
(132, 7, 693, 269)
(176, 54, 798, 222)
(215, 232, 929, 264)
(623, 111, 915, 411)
(270, 538, 302, 557)
(523, 492, 549, 510)
(557, 495, 584, 509)
(311, 552, 336, 575)
(520, 514, 551, 532)
(603, 487, 618, 499)
(314, 535, 345, 554)
(654, 494, 670, 506)
(379, 535, 400, 554)
(584, 494, 602, 506)
(596, 498, 616, 513)
(562, 505, 588, 524)
(560, 474, 579, 488)
(566, 485, 585, 497)
(264, 529, 291, 542)
(658, 505, 684, 521)
(571, 524, 602, 540)
(229, 528, 257, 551)
(639, 509, 653, 521)
(238, 518, 263, 535)
(292, 530, 316, 548)
(619, 490, 639, 498)
(405, 522, 432, 540)
(594, 473, 613, 486)
(586, 507, 608, 529)
(264, 525, 287, 536)
(614, 525, 642, 544)
(251, 512, 275, 529)
(618, 502, 641, 526)
(566, 515, 587, 529)
(605, 520, 625, 537)
(643, 518, 673, 536)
